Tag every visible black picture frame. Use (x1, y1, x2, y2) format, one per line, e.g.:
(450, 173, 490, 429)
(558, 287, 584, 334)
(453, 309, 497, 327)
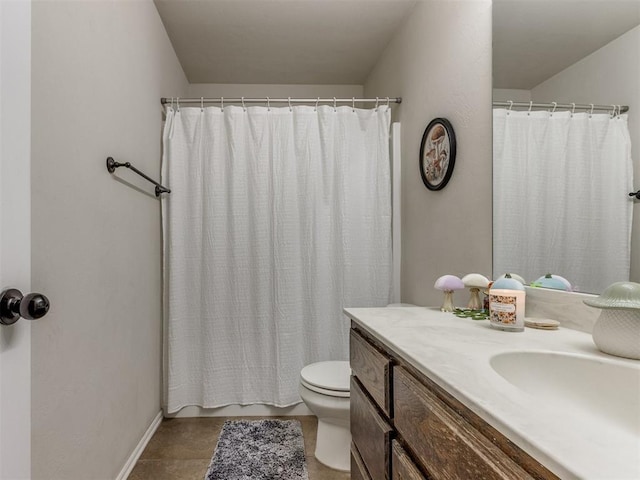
(419, 118, 456, 191)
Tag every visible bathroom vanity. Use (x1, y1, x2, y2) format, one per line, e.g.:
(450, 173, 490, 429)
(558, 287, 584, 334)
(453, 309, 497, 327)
(346, 307, 640, 480)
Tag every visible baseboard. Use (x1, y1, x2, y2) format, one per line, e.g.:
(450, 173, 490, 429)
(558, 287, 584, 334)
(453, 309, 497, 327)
(116, 410, 163, 480)
(166, 403, 313, 418)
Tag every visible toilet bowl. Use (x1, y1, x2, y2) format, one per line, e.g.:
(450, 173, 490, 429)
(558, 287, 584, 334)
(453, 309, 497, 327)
(299, 360, 351, 472)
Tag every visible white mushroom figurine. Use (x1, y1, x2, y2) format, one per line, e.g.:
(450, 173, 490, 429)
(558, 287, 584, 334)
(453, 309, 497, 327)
(434, 275, 465, 312)
(462, 273, 491, 310)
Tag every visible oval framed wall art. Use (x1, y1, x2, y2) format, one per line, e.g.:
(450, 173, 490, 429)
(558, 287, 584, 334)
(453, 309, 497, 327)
(419, 118, 456, 191)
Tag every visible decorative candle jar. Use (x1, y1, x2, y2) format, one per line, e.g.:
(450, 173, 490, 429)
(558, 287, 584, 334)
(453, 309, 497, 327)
(489, 274, 526, 332)
(584, 282, 640, 360)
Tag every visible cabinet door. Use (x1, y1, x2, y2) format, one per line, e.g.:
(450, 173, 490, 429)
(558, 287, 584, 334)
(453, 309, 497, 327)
(352, 443, 373, 480)
(394, 367, 533, 480)
(391, 441, 427, 480)
(351, 377, 393, 480)
(350, 329, 392, 416)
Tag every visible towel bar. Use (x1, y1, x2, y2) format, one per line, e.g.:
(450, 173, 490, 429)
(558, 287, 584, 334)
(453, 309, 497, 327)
(106, 157, 170, 197)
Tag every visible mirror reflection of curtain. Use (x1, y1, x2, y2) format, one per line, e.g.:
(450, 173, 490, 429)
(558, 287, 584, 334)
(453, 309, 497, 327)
(493, 109, 633, 293)
(161, 105, 392, 413)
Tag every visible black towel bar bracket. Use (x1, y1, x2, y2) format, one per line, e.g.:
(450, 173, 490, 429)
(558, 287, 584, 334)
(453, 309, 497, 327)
(630, 190, 640, 200)
(106, 157, 170, 197)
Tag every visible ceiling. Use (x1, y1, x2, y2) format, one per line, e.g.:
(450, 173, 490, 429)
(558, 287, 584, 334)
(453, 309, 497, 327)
(493, 0, 640, 90)
(154, 0, 417, 85)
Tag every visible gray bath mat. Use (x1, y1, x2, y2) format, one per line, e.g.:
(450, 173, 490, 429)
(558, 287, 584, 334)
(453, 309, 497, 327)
(204, 419, 309, 480)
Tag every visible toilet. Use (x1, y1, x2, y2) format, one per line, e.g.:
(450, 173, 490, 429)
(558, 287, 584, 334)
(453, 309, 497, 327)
(299, 360, 351, 472)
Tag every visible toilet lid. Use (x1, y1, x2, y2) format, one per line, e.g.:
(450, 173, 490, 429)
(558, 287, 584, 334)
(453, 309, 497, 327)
(300, 361, 351, 393)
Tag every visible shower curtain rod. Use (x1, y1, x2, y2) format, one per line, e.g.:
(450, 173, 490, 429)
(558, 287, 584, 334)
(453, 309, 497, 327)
(161, 96, 402, 106)
(493, 101, 629, 114)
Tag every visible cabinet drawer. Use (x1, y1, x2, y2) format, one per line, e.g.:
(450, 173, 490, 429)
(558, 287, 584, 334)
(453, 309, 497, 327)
(393, 367, 533, 480)
(351, 376, 393, 480)
(391, 440, 427, 480)
(350, 329, 392, 416)
(351, 442, 373, 480)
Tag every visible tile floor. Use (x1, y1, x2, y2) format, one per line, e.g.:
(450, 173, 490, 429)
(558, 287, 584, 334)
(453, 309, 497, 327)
(129, 415, 351, 480)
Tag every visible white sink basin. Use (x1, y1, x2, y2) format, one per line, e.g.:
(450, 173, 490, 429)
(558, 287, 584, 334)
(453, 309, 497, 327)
(490, 351, 640, 436)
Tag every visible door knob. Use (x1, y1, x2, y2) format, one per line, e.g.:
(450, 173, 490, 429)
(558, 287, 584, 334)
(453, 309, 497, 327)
(0, 288, 50, 325)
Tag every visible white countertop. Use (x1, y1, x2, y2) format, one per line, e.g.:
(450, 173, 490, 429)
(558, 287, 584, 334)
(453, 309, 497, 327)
(345, 306, 640, 480)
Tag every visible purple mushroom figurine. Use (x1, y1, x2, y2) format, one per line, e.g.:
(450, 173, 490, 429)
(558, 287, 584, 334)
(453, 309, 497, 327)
(434, 275, 465, 312)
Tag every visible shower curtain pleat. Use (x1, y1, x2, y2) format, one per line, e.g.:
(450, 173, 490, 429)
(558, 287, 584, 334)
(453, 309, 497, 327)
(162, 105, 392, 412)
(493, 109, 633, 293)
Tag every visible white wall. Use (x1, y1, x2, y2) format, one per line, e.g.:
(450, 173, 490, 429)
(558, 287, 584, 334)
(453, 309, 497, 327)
(186, 83, 363, 102)
(493, 88, 531, 103)
(531, 25, 640, 284)
(31, 1, 187, 478)
(0, 2, 32, 477)
(365, 0, 493, 306)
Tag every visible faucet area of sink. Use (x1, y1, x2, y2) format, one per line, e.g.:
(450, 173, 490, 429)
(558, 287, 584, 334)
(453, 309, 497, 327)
(344, 306, 640, 480)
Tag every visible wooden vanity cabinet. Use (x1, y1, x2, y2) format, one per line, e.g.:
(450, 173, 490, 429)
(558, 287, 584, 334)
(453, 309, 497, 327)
(350, 328, 393, 479)
(349, 328, 392, 416)
(349, 324, 558, 480)
(351, 377, 393, 479)
(391, 441, 424, 480)
(394, 366, 532, 479)
(351, 442, 373, 480)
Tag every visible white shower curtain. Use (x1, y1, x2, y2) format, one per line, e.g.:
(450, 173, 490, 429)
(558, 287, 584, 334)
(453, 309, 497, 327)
(162, 104, 392, 413)
(493, 109, 633, 293)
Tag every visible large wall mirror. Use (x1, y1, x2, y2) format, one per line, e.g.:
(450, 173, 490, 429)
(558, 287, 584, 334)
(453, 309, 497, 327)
(492, 0, 640, 294)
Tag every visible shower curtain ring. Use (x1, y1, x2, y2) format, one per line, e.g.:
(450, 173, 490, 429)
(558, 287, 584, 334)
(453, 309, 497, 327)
(221, 97, 224, 111)
(618, 105, 622, 118)
(241, 97, 246, 112)
(611, 104, 616, 118)
(386, 96, 390, 107)
(333, 97, 337, 112)
(507, 100, 513, 114)
(201, 97, 204, 112)
(176, 97, 180, 112)
(288, 97, 292, 112)
(375, 97, 379, 111)
(352, 97, 355, 112)
(266, 97, 270, 111)
(315, 97, 319, 112)
(527, 101, 533, 115)
(589, 104, 594, 117)
(170, 97, 174, 111)
(571, 103, 576, 116)
(551, 101, 557, 115)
